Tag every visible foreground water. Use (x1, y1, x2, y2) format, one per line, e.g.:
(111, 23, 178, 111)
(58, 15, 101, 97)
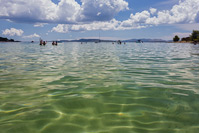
(0, 42, 199, 133)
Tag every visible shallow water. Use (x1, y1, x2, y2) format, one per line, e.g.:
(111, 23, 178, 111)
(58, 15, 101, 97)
(0, 42, 199, 133)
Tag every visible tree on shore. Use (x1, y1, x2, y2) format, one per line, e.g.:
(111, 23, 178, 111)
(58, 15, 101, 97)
(0, 37, 15, 42)
(181, 37, 191, 42)
(173, 35, 180, 42)
(191, 30, 199, 42)
(173, 30, 199, 43)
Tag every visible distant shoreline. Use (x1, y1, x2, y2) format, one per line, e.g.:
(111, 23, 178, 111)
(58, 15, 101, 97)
(0, 41, 21, 42)
(0, 37, 20, 42)
(171, 41, 198, 44)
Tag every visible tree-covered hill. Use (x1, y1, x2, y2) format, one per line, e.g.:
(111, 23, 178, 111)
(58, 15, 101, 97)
(0, 37, 15, 42)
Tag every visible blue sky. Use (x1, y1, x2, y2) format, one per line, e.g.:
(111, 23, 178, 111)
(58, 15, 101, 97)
(0, 0, 199, 41)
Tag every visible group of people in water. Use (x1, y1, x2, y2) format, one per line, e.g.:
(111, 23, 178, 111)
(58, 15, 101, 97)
(40, 40, 47, 45)
(52, 41, 58, 45)
(39, 39, 58, 46)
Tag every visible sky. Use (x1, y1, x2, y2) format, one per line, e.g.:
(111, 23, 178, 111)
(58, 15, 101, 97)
(0, 0, 199, 41)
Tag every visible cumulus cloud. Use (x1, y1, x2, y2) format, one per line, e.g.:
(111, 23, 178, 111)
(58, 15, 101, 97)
(120, 0, 199, 28)
(0, 0, 128, 23)
(0, 0, 58, 23)
(149, 8, 157, 15)
(1, 0, 199, 33)
(34, 23, 47, 27)
(0, 0, 80, 23)
(23, 33, 40, 38)
(2, 28, 24, 36)
(147, 0, 199, 24)
(79, 0, 128, 21)
(52, 19, 120, 33)
(51, 19, 148, 33)
(52, 0, 199, 33)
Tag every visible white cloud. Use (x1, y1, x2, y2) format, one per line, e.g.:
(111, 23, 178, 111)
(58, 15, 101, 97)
(0, 0, 81, 23)
(34, 23, 47, 27)
(0, 0, 57, 23)
(149, 8, 157, 15)
(2, 28, 24, 36)
(148, 0, 199, 24)
(51, 19, 120, 33)
(23, 33, 40, 38)
(52, 0, 199, 33)
(123, 0, 199, 27)
(127, 10, 151, 24)
(78, 0, 128, 21)
(1, 0, 199, 33)
(119, 0, 199, 30)
(0, 0, 128, 23)
(51, 19, 148, 33)
(56, 0, 81, 23)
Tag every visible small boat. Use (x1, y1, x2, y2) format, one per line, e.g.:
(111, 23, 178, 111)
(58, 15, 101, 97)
(136, 40, 143, 43)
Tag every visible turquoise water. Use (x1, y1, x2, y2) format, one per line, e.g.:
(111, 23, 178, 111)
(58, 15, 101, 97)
(0, 42, 199, 133)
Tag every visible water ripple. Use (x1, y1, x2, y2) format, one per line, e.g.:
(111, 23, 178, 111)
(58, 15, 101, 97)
(0, 42, 199, 132)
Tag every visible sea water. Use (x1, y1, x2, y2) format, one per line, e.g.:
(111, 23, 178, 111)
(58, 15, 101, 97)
(0, 42, 199, 133)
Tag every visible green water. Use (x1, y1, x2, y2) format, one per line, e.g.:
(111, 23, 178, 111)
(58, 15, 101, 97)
(0, 42, 199, 133)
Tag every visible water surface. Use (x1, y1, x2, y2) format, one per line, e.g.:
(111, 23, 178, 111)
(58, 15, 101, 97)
(0, 42, 199, 133)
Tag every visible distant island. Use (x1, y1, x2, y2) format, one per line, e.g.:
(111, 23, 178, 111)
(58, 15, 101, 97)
(124, 38, 167, 42)
(0, 37, 20, 42)
(59, 39, 112, 43)
(58, 38, 168, 43)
